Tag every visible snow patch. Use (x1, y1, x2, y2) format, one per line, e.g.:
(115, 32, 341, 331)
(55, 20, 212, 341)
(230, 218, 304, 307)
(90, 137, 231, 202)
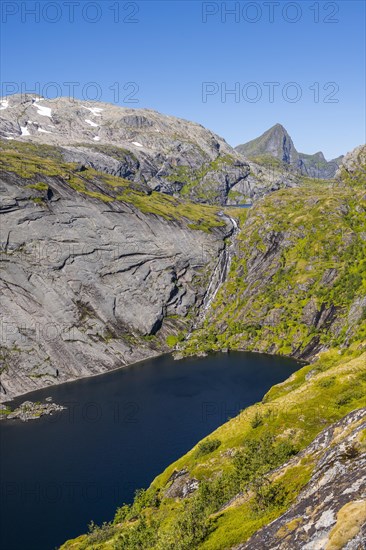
(34, 104, 52, 118)
(93, 136, 101, 141)
(85, 119, 98, 128)
(38, 128, 52, 134)
(0, 99, 9, 110)
(132, 141, 143, 147)
(5, 137, 14, 140)
(81, 106, 103, 117)
(20, 126, 30, 136)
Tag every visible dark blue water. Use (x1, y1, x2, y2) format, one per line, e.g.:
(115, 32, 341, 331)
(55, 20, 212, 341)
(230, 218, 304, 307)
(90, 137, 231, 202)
(0, 352, 300, 550)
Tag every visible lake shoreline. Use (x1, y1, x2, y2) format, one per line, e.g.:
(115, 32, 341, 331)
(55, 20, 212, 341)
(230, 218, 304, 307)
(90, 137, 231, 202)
(2, 347, 308, 410)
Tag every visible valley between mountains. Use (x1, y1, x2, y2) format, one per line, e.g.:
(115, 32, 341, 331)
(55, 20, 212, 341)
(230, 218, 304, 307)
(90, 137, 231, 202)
(0, 95, 365, 549)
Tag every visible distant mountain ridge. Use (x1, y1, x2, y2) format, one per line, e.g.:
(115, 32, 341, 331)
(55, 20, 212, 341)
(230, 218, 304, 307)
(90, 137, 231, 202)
(236, 123, 343, 179)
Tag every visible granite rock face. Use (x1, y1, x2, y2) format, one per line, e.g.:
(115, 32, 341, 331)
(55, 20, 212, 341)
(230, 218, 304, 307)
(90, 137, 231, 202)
(336, 144, 366, 184)
(236, 124, 299, 165)
(0, 166, 233, 401)
(235, 408, 366, 550)
(164, 469, 200, 499)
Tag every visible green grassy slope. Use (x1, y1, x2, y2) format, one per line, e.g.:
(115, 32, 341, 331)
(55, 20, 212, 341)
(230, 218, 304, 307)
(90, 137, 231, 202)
(183, 182, 366, 358)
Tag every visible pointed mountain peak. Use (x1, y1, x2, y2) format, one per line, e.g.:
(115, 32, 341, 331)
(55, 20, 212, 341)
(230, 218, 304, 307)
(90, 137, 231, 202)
(236, 125, 343, 179)
(268, 123, 288, 133)
(235, 124, 297, 164)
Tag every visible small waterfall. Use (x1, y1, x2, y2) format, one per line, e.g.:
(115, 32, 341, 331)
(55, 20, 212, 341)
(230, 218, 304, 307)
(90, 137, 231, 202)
(188, 216, 239, 334)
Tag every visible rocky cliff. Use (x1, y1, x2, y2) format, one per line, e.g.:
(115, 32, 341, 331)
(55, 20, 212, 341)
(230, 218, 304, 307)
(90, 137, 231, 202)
(0, 139, 236, 400)
(0, 95, 317, 206)
(236, 407, 366, 550)
(236, 124, 343, 179)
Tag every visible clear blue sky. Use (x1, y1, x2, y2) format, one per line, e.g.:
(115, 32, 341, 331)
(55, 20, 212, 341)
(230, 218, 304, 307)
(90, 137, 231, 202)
(1, 0, 365, 158)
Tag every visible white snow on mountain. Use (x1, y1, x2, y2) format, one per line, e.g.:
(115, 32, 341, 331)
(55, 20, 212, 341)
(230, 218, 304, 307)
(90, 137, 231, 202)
(82, 106, 103, 117)
(85, 119, 99, 127)
(34, 104, 52, 117)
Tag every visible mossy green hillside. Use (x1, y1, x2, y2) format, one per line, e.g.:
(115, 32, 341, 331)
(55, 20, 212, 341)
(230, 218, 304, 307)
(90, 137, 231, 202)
(182, 183, 366, 358)
(60, 349, 366, 550)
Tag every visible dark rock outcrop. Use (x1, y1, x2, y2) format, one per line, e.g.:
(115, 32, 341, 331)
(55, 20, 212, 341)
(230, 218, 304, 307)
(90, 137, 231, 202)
(164, 469, 199, 499)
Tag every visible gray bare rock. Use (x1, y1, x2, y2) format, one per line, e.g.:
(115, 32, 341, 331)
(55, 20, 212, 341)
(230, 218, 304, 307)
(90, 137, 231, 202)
(164, 469, 199, 499)
(0, 166, 233, 401)
(0, 95, 314, 205)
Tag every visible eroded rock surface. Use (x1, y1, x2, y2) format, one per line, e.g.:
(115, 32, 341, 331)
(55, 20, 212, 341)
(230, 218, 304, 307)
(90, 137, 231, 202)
(0, 168, 232, 401)
(235, 408, 366, 549)
(0, 95, 309, 205)
(236, 123, 343, 179)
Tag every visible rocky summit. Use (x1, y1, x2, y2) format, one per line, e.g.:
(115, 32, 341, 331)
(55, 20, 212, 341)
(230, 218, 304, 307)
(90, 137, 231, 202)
(0, 94, 253, 205)
(236, 123, 343, 179)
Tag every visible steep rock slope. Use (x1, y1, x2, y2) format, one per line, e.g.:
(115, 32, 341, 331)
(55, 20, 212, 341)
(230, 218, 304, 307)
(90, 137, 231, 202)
(236, 124, 299, 165)
(336, 144, 366, 186)
(0, 96, 312, 205)
(236, 124, 343, 179)
(237, 408, 366, 549)
(0, 140, 234, 400)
